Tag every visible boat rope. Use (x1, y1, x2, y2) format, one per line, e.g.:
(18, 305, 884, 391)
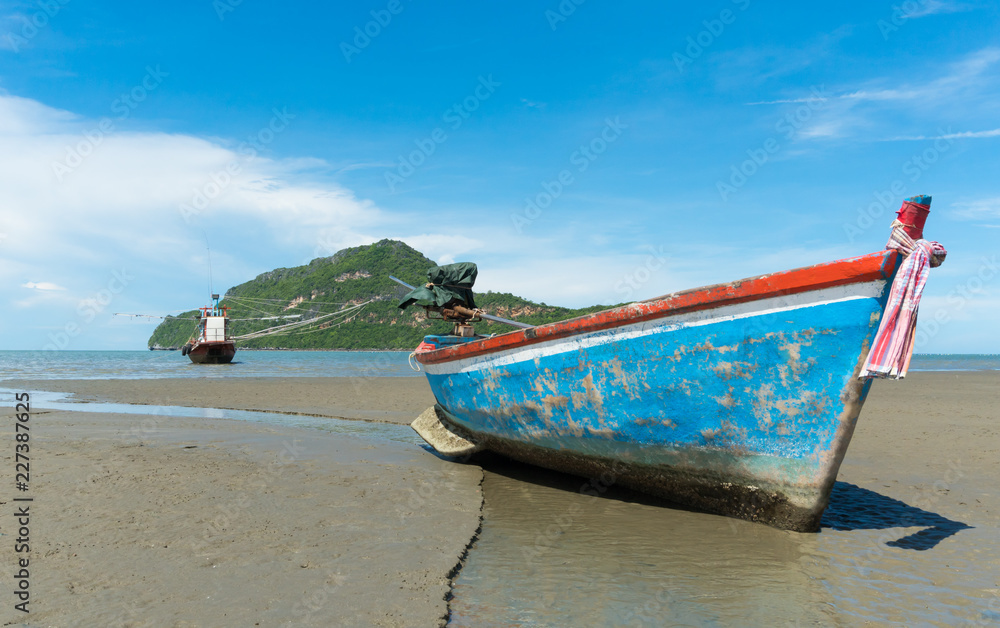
(408, 352, 421, 372)
(224, 295, 371, 320)
(230, 300, 373, 341)
(113, 313, 171, 319)
(222, 298, 282, 318)
(116, 311, 305, 322)
(255, 311, 364, 336)
(227, 315, 303, 321)
(225, 295, 358, 307)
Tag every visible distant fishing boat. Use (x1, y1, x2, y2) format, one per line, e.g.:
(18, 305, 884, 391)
(399, 196, 946, 531)
(131, 291, 375, 359)
(182, 294, 236, 364)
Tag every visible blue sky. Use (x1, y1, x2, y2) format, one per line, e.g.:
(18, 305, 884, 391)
(1, 0, 998, 351)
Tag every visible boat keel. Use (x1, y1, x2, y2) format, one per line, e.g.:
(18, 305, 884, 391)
(422, 408, 827, 532)
(412, 406, 483, 458)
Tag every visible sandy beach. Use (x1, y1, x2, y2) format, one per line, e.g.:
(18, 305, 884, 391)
(0, 377, 479, 627)
(1, 371, 998, 626)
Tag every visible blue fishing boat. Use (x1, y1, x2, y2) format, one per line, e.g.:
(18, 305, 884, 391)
(400, 197, 944, 531)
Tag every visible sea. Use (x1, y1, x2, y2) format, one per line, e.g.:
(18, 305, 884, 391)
(0, 350, 997, 381)
(0, 349, 421, 380)
(2, 350, 998, 626)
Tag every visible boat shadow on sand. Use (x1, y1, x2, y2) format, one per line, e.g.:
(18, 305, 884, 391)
(461, 454, 971, 551)
(821, 481, 972, 550)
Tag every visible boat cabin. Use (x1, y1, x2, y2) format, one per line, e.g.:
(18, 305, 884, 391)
(199, 314, 228, 342)
(198, 294, 230, 343)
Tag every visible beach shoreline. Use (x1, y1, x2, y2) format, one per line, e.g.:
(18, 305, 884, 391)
(147, 348, 418, 352)
(1, 376, 437, 425)
(1, 371, 997, 625)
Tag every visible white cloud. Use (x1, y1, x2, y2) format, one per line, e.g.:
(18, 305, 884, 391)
(883, 128, 1000, 141)
(746, 97, 832, 105)
(747, 89, 923, 106)
(757, 48, 999, 109)
(930, 47, 1000, 93)
(470, 243, 865, 310)
(394, 234, 485, 266)
(797, 121, 845, 139)
(745, 48, 1000, 144)
(840, 89, 925, 102)
(900, 0, 972, 18)
(713, 26, 854, 88)
(22, 281, 66, 291)
(0, 94, 384, 271)
(0, 94, 78, 134)
(478, 256, 657, 306)
(951, 197, 1000, 221)
(335, 161, 394, 174)
(0, 94, 408, 346)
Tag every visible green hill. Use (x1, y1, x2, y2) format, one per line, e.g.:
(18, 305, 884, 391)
(148, 239, 615, 350)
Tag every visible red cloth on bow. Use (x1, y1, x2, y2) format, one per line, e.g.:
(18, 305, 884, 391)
(860, 224, 947, 379)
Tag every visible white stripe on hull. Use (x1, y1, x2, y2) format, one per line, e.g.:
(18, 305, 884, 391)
(423, 280, 887, 376)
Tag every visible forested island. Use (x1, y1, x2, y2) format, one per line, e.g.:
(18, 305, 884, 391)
(148, 239, 614, 350)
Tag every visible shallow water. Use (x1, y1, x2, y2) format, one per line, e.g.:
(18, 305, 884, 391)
(451, 460, 829, 627)
(0, 388, 422, 446)
(909, 354, 1000, 372)
(0, 349, 420, 380)
(449, 458, 999, 627)
(0, 351, 996, 381)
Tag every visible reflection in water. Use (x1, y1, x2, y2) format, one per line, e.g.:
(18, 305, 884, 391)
(0, 388, 421, 445)
(449, 458, 835, 627)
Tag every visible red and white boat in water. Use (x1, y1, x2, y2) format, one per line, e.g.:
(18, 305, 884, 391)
(181, 294, 236, 364)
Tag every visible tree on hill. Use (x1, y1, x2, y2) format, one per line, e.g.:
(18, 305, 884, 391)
(148, 239, 615, 350)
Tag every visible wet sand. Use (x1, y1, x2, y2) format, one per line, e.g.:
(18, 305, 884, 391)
(454, 372, 1000, 626)
(0, 379, 479, 627)
(2, 372, 998, 626)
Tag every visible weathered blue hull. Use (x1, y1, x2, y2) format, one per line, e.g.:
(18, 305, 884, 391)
(413, 251, 901, 530)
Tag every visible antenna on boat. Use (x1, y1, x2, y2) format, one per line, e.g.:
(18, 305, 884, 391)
(203, 230, 214, 300)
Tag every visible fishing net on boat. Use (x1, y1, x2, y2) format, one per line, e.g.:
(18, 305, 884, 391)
(398, 262, 478, 310)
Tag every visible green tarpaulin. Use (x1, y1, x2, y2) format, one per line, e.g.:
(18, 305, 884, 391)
(398, 262, 478, 310)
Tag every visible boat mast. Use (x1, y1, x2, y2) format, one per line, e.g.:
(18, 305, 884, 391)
(204, 233, 214, 302)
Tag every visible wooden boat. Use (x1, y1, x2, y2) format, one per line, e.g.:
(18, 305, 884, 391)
(407, 250, 906, 531)
(182, 294, 236, 364)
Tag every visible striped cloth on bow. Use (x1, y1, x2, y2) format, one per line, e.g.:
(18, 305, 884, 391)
(859, 224, 947, 380)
